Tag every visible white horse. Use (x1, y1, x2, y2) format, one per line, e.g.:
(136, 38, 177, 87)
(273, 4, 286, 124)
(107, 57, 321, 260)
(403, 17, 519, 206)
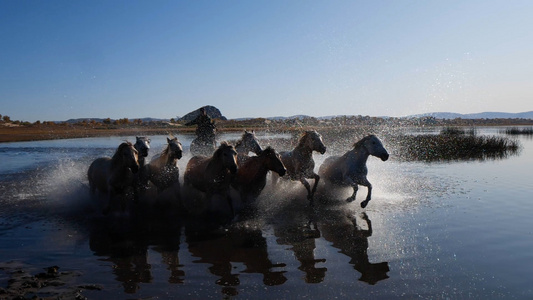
(319, 135, 389, 208)
(235, 130, 263, 165)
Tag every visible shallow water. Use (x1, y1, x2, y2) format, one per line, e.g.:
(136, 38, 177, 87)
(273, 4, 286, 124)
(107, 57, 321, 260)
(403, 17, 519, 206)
(0, 129, 532, 299)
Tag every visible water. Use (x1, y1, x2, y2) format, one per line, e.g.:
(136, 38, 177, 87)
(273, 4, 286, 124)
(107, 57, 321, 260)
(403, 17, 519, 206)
(0, 129, 532, 299)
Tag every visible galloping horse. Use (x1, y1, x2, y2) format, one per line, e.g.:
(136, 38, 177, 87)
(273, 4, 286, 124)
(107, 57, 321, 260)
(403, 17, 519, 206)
(235, 130, 263, 165)
(188, 108, 217, 156)
(146, 137, 183, 193)
(232, 147, 286, 205)
(190, 127, 216, 156)
(184, 142, 238, 218)
(319, 135, 389, 208)
(133, 136, 151, 198)
(134, 136, 151, 168)
(88, 142, 139, 214)
(273, 130, 327, 205)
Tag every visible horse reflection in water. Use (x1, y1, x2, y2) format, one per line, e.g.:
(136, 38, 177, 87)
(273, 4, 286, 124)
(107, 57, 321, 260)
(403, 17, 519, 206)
(272, 210, 326, 284)
(319, 135, 389, 208)
(273, 130, 327, 205)
(87, 142, 139, 214)
(186, 225, 287, 296)
(319, 212, 390, 285)
(88, 215, 185, 293)
(234, 130, 263, 165)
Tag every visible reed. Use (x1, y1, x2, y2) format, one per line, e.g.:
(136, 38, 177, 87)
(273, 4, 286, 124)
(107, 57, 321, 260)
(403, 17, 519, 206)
(389, 134, 520, 162)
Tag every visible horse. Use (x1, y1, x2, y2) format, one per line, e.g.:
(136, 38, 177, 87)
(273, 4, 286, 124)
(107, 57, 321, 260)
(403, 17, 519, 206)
(87, 142, 139, 214)
(134, 136, 151, 167)
(235, 130, 263, 165)
(133, 136, 151, 198)
(146, 137, 183, 193)
(190, 129, 216, 156)
(189, 114, 217, 156)
(183, 142, 238, 220)
(273, 130, 326, 205)
(232, 147, 286, 207)
(318, 135, 389, 208)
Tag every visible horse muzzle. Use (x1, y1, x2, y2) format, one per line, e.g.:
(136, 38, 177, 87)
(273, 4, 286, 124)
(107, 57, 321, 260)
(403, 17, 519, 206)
(319, 146, 327, 155)
(277, 168, 287, 177)
(381, 153, 389, 161)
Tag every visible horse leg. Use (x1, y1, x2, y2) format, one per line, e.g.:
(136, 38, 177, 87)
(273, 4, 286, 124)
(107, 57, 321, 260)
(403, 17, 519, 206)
(310, 173, 320, 199)
(348, 184, 359, 203)
(359, 178, 373, 208)
(299, 178, 314, 205)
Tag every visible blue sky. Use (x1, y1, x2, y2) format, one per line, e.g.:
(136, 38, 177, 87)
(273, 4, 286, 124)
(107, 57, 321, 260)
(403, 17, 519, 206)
(1, 0, 532, 122)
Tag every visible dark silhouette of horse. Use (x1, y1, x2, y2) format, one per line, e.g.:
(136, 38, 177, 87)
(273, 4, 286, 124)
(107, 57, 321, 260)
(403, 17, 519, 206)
(187, 107, 217, 156)
(319, 212, 390, 285)
(273, 130, 326, 205)
(235, 130, 263, 165)
(232, 147, 286, 211)
(183, 142, 238, 221)
(319, 135, 389, 208)
(87, 142, 139, 214)
(133, 136, 151, 200)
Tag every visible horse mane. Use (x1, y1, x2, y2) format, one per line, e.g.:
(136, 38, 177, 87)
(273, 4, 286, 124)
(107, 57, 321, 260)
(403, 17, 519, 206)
(214, 141, 233, 157)
(235, 131, 253, 148)
(261, 146, 276, 156)
(112, 142, 134, 163)
(353, 135, 376, 149)
(162, 137, 178, 156)
(297, 131, 317, 147)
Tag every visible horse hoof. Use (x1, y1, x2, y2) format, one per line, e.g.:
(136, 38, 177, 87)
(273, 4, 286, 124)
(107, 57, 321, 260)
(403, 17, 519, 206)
(360, 200, 369, 208)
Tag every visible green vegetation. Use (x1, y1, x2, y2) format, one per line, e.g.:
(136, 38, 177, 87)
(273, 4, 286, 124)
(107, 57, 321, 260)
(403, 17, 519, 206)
(501, 127, 533, 136)
(388, 134, 520, 162)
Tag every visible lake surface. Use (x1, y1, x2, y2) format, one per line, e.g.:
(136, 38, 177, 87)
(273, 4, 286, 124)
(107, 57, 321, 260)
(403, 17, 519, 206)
(0, 128, 532, 299)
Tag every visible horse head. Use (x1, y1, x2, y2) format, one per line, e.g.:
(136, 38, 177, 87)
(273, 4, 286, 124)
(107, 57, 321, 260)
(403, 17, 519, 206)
(262, 147, 286, 176)
(302, 131, 327, 154)
(359, 135, 389, 161)
(215, 142, 238, 174)
(135, 136, 151, 158)
(238, 130, 263, 155)
(167, 137, 183, 160)
(115, 142, 139, 173)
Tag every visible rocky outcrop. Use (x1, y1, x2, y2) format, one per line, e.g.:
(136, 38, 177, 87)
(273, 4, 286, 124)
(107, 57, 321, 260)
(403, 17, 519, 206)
(179, 105, 226, 122)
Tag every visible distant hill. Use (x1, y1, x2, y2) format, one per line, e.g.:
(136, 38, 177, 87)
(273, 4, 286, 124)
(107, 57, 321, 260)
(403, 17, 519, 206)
(407, 111, 533, 119)
(179, 105, 227, 122)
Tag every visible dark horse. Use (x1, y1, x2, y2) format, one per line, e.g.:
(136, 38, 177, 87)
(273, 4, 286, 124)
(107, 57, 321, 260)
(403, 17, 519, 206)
(146, 137, 183, 193)
(133, 136, 151, 199)
(319, 135, 389, 208)
(273, 130, 326, 205)
(235, 130, 263, 165)
(184, 142, 238, 220)
(87, 142, 139, 214)
(187, 107, 217, 156)
(232, 147, 286, 206)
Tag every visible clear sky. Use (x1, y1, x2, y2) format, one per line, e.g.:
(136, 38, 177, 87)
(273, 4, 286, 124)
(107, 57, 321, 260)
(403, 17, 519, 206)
(1, 0, 532, 122)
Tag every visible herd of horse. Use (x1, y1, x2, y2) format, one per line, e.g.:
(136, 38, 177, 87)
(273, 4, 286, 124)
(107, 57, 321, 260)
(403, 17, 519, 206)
(87, 130, 389, 220)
